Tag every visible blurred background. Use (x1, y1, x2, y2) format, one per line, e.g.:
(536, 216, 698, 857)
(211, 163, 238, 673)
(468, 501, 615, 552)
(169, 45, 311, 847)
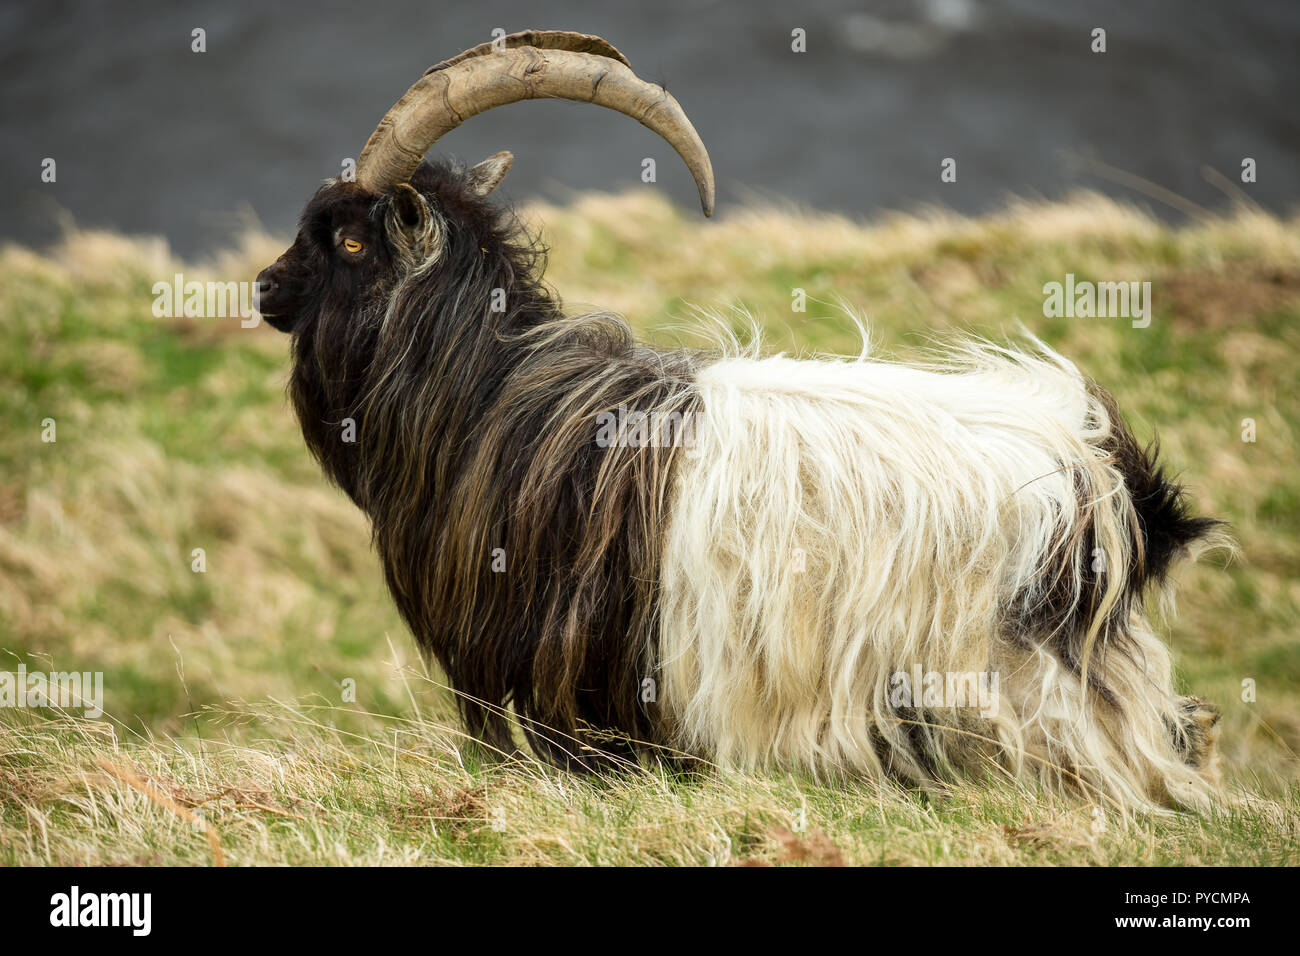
(3, 0, 1298, 256)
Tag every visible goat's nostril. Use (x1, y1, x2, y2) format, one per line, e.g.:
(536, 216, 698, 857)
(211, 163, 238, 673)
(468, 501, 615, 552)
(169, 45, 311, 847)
(255, 273, 280, 301)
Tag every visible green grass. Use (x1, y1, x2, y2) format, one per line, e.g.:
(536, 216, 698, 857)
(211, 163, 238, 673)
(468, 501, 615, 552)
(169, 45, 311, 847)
(1, 191, 1298, 865)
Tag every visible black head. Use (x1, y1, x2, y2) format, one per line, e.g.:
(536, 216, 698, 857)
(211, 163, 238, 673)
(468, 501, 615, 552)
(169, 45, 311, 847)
(255, 151, 513, 334)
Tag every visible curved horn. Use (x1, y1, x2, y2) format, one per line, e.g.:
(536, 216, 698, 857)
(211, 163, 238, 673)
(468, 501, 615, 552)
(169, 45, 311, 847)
(423, 29, 632, 73)
(355, 32, 715, 217)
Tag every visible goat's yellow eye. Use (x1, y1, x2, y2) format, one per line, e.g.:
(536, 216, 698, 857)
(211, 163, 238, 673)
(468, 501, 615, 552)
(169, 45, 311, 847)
(343, 238, 363, 254)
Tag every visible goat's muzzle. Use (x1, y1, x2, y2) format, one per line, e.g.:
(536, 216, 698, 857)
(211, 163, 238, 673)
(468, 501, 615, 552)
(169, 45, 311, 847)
(255, 258, 297, 333)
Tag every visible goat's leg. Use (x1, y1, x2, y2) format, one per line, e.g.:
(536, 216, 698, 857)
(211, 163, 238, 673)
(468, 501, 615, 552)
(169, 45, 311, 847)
(1171, 695, 1223, 779)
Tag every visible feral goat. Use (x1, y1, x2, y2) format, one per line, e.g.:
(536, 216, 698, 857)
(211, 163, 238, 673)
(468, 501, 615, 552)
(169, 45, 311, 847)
(257, 31, 1227, 810)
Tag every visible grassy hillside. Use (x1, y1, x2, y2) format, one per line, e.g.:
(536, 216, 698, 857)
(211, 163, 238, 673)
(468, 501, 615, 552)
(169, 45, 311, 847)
(1, 192, 1297, 865)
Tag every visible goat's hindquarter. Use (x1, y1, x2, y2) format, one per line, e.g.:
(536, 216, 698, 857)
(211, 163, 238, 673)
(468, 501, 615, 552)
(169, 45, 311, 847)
(653, 351, 1219, 808)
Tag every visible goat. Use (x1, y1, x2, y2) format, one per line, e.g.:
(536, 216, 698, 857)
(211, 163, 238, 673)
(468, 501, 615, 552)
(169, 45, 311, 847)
(256, 30, 1227, 810)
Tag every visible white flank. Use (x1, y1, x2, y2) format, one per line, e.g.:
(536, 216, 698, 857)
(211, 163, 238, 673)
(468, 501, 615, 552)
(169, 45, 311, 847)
(656, 340, 1217, 810)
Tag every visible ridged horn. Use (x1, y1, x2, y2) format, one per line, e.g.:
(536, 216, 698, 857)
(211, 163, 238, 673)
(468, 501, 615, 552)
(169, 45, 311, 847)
(423, 29, 632, 73)
(355, 30, 715, 216)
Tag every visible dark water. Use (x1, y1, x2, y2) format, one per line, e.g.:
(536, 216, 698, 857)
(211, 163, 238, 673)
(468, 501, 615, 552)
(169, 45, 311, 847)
(2, 0, 1297, 257)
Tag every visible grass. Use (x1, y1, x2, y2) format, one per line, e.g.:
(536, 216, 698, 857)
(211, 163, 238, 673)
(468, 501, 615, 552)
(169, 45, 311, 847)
(1, 190, 1298, 865)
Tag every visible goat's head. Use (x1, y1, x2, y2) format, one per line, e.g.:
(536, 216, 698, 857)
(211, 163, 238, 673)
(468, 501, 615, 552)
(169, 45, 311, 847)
(256, 29, 714, 337)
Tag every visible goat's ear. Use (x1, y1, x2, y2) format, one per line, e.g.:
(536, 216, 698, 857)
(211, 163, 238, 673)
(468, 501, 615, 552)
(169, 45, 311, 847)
(389, 183, 429, 231)
(467, 151, 513, 197)
(385, 183, 441, 261)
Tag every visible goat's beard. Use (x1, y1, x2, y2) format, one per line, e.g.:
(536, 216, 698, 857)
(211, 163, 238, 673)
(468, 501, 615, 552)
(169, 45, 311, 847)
(287, 292, 393, 508)
(289, 294, 1225, 808)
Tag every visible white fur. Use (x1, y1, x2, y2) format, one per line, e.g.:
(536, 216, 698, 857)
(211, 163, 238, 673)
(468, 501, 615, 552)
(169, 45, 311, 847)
(655, 340, 1217, 811)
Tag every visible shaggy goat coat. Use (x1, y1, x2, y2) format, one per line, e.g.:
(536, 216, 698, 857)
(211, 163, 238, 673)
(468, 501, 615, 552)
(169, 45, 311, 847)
(658, 347, 1221, 810)
(275, 161, 1223, 812)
